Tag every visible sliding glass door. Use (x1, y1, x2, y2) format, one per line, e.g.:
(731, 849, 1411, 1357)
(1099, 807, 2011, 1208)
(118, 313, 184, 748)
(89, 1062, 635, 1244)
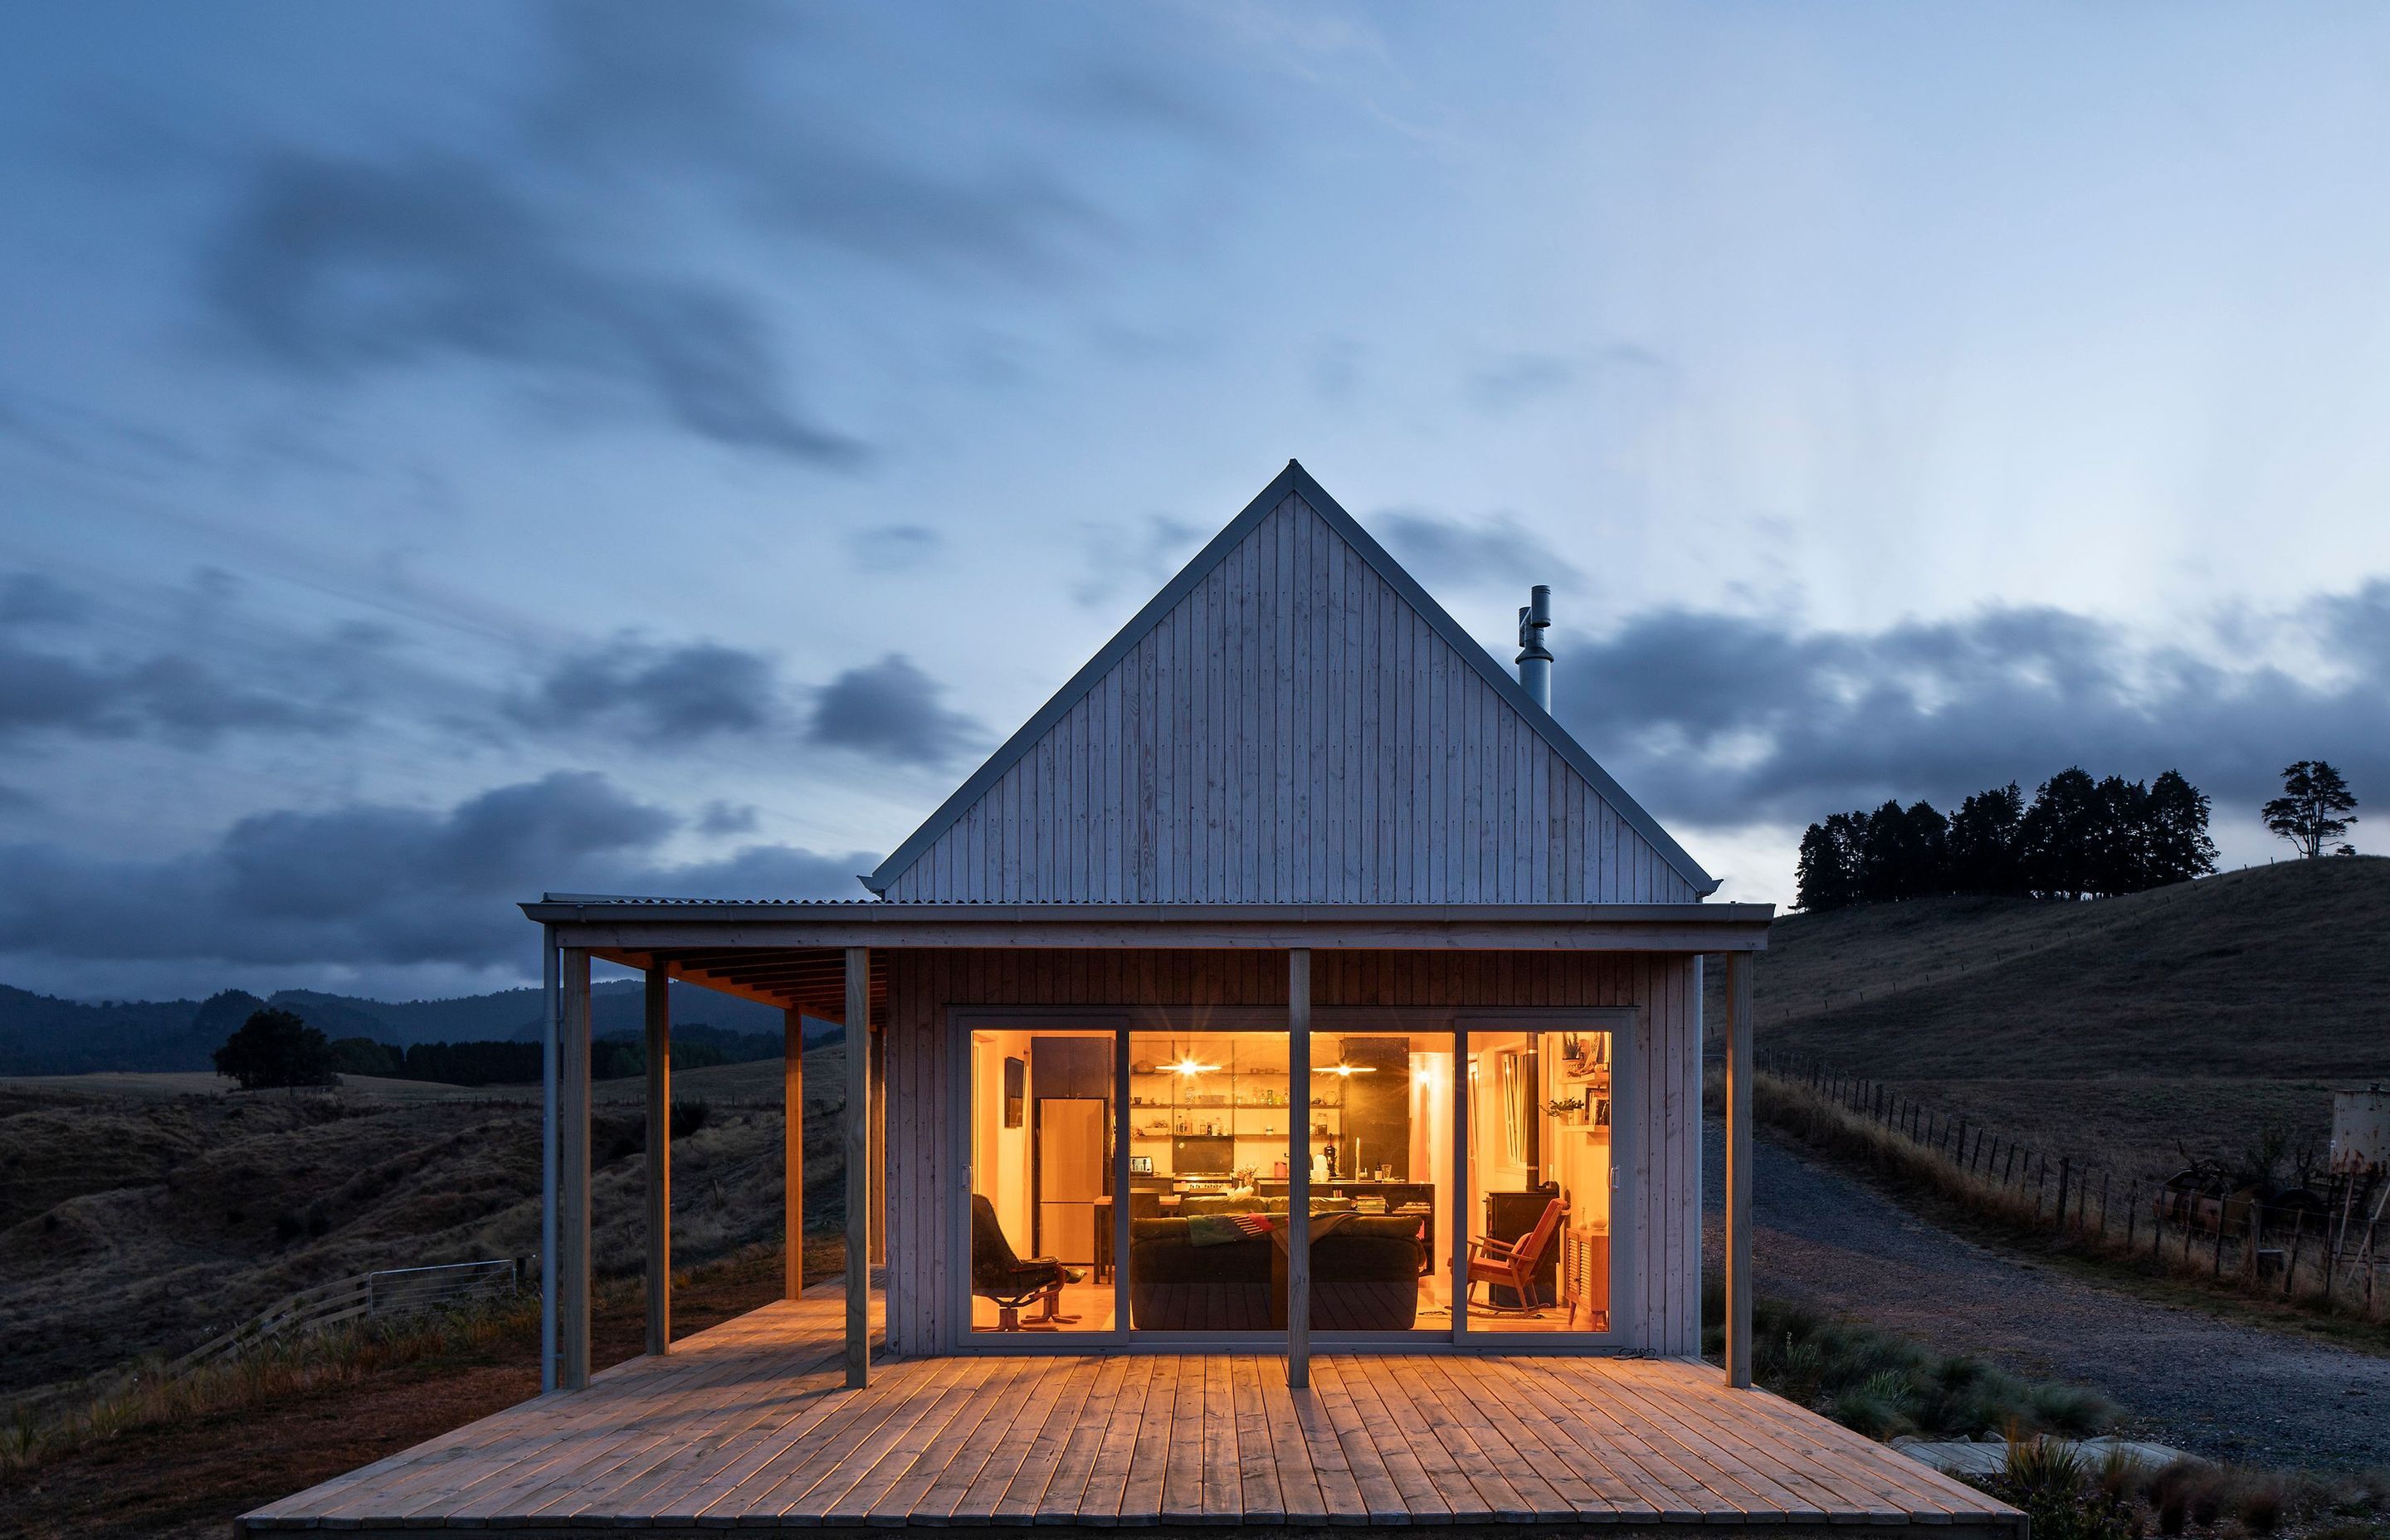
(960, 1010, 1629, 1349)
(1462, 1026, 1617, 1338)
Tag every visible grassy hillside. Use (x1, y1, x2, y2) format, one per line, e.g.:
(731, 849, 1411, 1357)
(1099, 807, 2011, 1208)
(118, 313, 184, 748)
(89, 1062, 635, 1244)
(1747, 856, 2390, 1079)
(0, 1050, 846, 1407)
(1734, 857, 2390, 1187)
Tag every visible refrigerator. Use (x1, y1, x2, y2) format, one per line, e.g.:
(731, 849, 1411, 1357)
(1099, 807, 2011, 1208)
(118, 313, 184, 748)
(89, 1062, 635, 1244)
(1036, 1098, 1106, 1266)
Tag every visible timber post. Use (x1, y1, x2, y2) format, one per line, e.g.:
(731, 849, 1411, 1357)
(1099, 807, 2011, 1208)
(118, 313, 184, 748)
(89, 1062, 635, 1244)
(1724, 951, 1755, 1389)
(845, 947, 871, 1388)
(645, 964, 671, 1355)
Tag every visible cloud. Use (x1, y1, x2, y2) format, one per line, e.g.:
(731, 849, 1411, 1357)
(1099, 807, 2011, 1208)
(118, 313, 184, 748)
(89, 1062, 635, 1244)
(531, 2, 1117, 284)
(202, 149, 866, 464)
(1070, 515, 1203, 607)
(807, 653, 983, 767)
(0, 638, 353, 743)
(847, 523, 943, 573)
(1373, 509, 1587, 592)
(1468, 353, 1577, 412)
(0, 771, 871, 971)
(0, 572, 93, 626)
(1553, 581, 2390, 830)
(0, 578, 392, 746)
(509, 636, 782, 742)
(698, 799, 758, 836)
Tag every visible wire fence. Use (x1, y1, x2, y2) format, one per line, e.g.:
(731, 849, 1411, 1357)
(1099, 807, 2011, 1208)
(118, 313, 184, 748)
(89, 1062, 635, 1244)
(1755, 1050, 2389, 1322)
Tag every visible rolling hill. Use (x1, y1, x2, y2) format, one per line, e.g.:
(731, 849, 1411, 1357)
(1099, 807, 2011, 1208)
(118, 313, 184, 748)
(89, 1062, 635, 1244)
(1733, 855, 2390, 1184)
(0, 979, 827, 1075)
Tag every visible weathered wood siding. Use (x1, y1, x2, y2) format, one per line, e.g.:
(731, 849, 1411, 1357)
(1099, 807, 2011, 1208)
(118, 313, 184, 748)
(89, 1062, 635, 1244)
(880, 948, 1704, 1357)
(880, 491, 1702, 904)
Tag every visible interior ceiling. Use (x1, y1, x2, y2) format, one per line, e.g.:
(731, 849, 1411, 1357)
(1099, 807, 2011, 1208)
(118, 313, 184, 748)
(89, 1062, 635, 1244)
(598, 947, 887, 1023)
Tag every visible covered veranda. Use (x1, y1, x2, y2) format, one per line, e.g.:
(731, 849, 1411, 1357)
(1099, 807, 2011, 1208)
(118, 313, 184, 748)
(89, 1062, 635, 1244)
(521, 897, 1774, 1391)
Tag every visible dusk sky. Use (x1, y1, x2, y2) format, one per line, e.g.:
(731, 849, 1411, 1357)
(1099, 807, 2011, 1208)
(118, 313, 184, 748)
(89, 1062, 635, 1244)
(5, 3, 2388, 1003)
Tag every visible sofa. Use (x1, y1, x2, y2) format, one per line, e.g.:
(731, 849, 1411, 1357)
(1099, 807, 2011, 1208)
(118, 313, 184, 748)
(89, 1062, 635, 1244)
(1128, 1212, 1425, 1332)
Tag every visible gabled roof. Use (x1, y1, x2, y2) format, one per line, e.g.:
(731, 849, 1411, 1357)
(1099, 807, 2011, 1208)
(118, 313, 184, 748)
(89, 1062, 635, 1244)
(864, 460, 1718, 901)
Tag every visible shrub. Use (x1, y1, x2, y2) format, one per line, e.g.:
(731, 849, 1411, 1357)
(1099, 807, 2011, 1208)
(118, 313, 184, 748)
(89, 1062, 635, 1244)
(1705, 1281, 2113, 1442)
(1968, 1436, 2143, 1540)
(671, 1098, 710, 1141)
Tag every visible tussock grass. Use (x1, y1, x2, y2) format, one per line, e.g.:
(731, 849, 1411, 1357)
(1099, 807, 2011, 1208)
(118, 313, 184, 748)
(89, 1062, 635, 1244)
(1702, 1278, 2114, 1440)
(1962, 1435, 2390, 1540)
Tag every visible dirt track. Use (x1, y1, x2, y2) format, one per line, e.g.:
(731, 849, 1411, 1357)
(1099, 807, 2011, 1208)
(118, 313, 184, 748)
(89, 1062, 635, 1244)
(1702, 1120, 2390, 1469)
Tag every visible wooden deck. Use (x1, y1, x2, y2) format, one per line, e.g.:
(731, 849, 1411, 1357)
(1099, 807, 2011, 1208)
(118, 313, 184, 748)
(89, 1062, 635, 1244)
(240, 1294, 2019, 1537)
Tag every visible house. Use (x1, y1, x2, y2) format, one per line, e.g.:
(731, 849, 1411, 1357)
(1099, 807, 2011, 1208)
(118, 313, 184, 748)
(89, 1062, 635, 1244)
(241, 462, 2018, 1536)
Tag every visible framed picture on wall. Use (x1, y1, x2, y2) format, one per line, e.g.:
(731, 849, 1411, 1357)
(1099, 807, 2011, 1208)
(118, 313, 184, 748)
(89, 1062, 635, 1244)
(1003, 1056, 1025, 1128)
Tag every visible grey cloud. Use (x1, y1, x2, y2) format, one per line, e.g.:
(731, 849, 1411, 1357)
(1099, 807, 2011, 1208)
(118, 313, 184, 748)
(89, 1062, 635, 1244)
(1071, 515, 1203, 608)
(848, 523, 943, 573)
(0, 572, 93, 626)
(1468, 344, 1666, 414)
(533, 2, 1113, 283)
(1468, 353, 1575, 412)
(807, 653, 983, 767)
(510, 636, 781, 742)
(203, 149, 866, 464)
(698, 799, 759, 836)
(0, 638, 351, 743)
(1375, 509, 1587, 592)
(0, 771, 869, 970)
(1553, 582, 2390, 829)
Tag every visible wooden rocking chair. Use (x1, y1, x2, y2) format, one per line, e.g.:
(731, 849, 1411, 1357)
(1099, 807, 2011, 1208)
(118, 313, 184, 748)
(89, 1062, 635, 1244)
(1464, 1195, 1565, 1315)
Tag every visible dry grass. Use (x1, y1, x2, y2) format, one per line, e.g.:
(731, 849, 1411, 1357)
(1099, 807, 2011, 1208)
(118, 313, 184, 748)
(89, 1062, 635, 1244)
(1727, 857, 2390, 1082)
(0, 1048, 847, 1407)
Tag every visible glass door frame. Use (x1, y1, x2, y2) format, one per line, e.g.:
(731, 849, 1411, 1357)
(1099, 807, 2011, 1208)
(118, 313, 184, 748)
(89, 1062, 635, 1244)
(949, 1003, 1640, 1354)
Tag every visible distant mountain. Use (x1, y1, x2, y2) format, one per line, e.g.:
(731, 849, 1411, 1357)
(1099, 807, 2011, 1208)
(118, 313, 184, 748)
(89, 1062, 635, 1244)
(0, 977, 839, 1076)
(0, 985, 217, 1074)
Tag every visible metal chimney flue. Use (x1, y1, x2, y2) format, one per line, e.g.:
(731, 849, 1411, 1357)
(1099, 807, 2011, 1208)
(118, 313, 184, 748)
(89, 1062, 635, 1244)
(1515, 584, 1553, 712)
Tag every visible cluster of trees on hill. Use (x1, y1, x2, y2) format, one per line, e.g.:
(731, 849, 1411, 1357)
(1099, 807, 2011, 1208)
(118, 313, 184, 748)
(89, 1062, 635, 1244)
(324, 1029, 774, 1086)
(213, 1007, 783, 1089)
(1795, 767, 2217, 911)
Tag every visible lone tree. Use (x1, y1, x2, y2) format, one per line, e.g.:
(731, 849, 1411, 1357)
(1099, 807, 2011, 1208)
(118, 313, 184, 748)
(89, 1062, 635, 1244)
(212, 1007, 338, 1091)
(2261, 760, 2358, 858)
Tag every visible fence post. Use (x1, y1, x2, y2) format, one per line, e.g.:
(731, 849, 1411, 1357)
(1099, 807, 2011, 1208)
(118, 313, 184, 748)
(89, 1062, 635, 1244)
(2100, 1172, 2112, 1237)
(2055, 1159, 2071, 1232)
(2283, 1210, 2304, 1299)
(2212, 1206, 2227, 1278)
(2126, 1182, 2138, 1249)
(2002, 1143, 2017, 1187)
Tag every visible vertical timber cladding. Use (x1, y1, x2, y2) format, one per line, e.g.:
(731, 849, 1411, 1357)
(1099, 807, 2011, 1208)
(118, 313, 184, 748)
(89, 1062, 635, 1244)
(882, 947, 1703, 1357)
(877, 490, 1708, 906)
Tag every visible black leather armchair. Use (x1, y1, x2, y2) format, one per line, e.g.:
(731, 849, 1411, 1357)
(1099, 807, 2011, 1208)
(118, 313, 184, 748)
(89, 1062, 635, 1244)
(970, 1193, 1081, 1331)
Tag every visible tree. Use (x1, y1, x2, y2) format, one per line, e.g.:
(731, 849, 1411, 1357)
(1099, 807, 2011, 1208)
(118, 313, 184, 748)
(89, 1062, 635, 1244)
(2262, 760, 2358, 858)
(2144, 769, 2218, 884)
(212, 1007, 337, 1090)
(328, 1036, 402, 1076)
(2018, 767, 2101, 899)
(1794, 811, 1866, 911)
(1948, 782, 2026, 895)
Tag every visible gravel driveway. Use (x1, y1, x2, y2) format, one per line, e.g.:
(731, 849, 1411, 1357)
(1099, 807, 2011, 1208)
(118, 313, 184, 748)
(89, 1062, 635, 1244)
(1701, 1120, 2390, 1468)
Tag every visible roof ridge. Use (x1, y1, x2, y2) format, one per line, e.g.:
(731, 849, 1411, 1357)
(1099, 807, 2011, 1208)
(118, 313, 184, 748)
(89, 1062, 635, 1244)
(862, 460, 1716, 899)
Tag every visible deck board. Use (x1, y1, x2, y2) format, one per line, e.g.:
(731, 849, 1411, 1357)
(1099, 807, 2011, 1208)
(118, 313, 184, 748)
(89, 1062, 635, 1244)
(237, 1297, 2022, 1537)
